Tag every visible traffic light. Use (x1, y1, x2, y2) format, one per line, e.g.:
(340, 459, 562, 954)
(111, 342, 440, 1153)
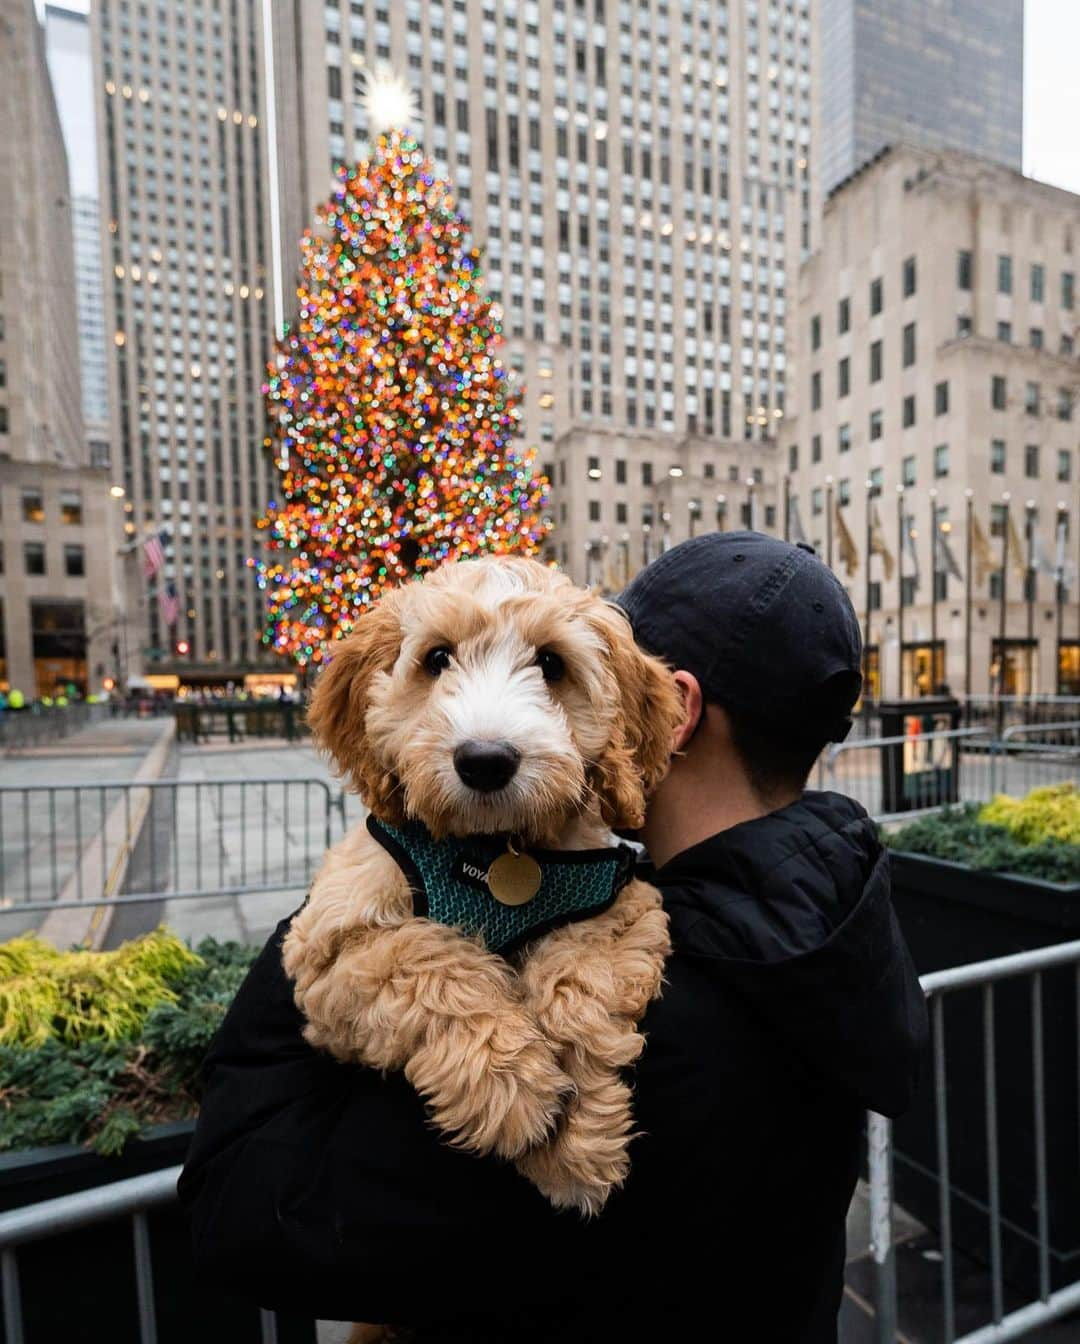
(175, 639, 190, 656)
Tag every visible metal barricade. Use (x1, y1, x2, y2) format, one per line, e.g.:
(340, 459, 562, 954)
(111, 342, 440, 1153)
(0, 1166, 290, 1344)
(0, 777, 359, 919)
(0, 702, 108, 751)
(870, 940, 1080, 1343)
(997, 722, 1080, 800)
(819, 728, 996, 819)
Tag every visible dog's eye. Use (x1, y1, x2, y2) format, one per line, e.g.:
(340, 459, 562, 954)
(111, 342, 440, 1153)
(536, 650, 565, 683)
(423, 646, 453, 677)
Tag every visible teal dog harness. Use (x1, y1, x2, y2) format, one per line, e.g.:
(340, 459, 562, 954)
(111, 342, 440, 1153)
(367, 816, 636, 956)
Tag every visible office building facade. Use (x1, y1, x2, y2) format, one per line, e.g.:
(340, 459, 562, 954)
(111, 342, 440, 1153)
(788, 146, 1080, 699)
(821, 0, 1024, 194)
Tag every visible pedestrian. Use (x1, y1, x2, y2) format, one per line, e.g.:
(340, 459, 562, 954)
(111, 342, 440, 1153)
(179, 533, 927, 1343)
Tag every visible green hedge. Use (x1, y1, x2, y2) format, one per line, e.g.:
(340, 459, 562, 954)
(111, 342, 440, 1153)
(0, 938, 257, 1157)
(884, 805, 1080, 885)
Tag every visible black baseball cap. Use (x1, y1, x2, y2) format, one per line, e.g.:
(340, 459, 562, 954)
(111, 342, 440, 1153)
(615, 531, 863, 744)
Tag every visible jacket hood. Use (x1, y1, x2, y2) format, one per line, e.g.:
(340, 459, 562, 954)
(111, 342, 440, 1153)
(653, 791, 928, 1117)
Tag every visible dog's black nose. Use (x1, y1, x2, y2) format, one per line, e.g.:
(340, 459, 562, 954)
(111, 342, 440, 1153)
(453, 741, 521, 792)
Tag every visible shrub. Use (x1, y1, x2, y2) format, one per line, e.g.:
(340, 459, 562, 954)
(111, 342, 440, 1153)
(884, 801, 1080, 885)
(979, 783, 1080, 847)
(0, 935, 257, 1157)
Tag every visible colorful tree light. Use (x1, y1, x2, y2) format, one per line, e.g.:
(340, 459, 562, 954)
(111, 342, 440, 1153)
(252, 124, 550, 665)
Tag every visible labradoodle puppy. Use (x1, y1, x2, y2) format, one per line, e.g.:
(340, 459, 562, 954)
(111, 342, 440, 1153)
(283, 555, 681, 1220)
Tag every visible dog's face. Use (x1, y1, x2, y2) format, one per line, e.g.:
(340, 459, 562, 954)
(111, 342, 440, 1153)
(307, 557, 683, 843)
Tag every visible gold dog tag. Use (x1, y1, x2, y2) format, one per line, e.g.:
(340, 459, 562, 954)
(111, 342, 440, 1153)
(487, 843, 542, 906)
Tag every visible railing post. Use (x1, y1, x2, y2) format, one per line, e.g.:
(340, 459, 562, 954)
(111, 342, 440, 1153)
(868, 1111, 898, 1343)
(2, 1247, 25, 1344)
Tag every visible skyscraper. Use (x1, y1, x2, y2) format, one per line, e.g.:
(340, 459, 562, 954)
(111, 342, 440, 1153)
(0, 0, 126, 696)
(821, 0, 1024, 195)
(91, 0, 284, 678)
(44, 4, 112, 471)
(273, 0, 816, 584)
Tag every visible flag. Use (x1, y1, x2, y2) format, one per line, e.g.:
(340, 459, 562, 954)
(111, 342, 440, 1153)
(1055, 517, 1077, 595)
(158, 583, 181, 627)
(1006, 510, 1027, 581)
(834, 499, 858, 577)
(142, 530, 166, 579)
(971, 511, 994, 586)
(902, 514, 921, 589)
(869, 506, 894, 580)
(935, 525, 963, 582)
(787, 493, 808, 545)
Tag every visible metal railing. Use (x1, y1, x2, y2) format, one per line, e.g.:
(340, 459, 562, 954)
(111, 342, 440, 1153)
(869, 939, 1080, 1343)
(819, 725, 1079, 820)
(0, 1166, 289, 1344)
(0, 702, 109, 750)
(0, 777, 364, 921)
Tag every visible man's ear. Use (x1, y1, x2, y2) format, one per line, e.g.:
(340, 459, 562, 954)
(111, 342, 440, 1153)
(672, 670, 705, 753)
(306, 592, 406, 820)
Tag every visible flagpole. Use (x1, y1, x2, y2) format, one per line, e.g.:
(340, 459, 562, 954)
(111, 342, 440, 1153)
(783, 476, 791, 542)
(826, 475, 834, 570)
(997, 492, 1010, 702)
(896, 484, 905, 697)
(972, 489, 977, 709)
(929, 487, 939, 685)
(863, 480, 875, 702)
(1056, 502, 1067, 693)
(1025, 499, 1036, 694)
(715, 494, 726, 534)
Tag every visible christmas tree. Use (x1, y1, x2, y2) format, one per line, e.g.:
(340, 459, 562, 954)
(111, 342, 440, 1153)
(253, 74, 550, 665)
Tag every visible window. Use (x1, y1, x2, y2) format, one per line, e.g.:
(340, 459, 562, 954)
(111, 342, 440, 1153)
(837, 298, 850, 334)
(957, 314, 973, 337)
(957, 250, 973, 290)
(997, 320, 1012, 343)
(587, 455, 601, 479)
(838, 423, 851, 453)
(870, 339, 882, 382)
(870, 277, 883, 315)
(615, 458, 627, 484)
(64, 545, 85, 577)
(990, 504, 1007, 539)
(902, 394, 916, 428)
(327, 66, 341, 100)
(869, 408, 883, 441)
(641, 462, 652, 486)
(1058, 388, 1073, 422)
(811, 433, 822, 464)
(838, 478, 851, 507)
(59, 490, 82, 524)
(588, 500, 601, 522)
(21, 488, 44, 522)
(615, 502, 628, 524)
(810, 314, 821, 350)
(1031, 263, 1045, 303)
(1064, 271, 1075, 310)
(788, 444, 798, 472)
(1025, 444, 1039, 478)
(935, 381, 949, 416)
(902, 322, 916, 367)
(838, 357, 850, 398)
(811, 487, 823, 516)
(934, 444, 949, 478)
(24, 541, 46, 575)
(1059, 450, 1073, 482)
(997, 254, 1012, 294)
(810, 370, 821, 411)
(1030, 327, 1044, 349)
(1025, 381, 1040, 416)
(991, 439, 1006, 474)
(902, 455, 916, 487)
(902, 256, 916, 297)
(991, 375, 1007, 410)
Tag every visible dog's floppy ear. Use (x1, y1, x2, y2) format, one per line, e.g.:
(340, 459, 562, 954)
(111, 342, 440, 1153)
(586, 603, 683, 831)
(307, 592, 406, 822)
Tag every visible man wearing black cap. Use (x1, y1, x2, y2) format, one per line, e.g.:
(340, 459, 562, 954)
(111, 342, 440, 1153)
(180, 534, 927, 1343)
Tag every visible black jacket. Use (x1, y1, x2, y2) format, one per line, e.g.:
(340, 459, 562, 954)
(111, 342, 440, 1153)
(179, 792, 927, 1342)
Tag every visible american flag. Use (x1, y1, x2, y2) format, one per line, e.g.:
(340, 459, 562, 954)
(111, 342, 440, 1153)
(158, 583, 181, 627)
(143, 530, 166, 578)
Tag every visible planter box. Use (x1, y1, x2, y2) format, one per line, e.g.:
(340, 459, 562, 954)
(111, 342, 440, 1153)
(0, 1123, 314, 1344)
(889, 851, 1080, 1296)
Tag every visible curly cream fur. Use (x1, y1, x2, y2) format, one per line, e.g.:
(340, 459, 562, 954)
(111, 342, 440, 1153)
(285, 555, 683, 1217)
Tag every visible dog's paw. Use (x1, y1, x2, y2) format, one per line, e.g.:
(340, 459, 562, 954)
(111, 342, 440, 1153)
(515, 1073, 634, 1217)
(406, 1013, 573, 1161)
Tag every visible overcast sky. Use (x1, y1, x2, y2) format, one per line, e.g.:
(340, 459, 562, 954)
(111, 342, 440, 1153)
(42, 0, 1080, 194)
(1023, 0, 1080, 192)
